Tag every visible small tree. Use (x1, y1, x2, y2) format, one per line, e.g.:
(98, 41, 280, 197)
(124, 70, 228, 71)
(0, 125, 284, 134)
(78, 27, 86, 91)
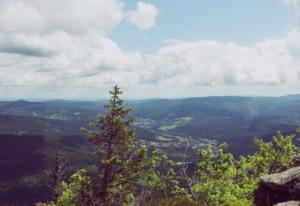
(78, 85, 151, 206)
(40, 86, 152, 206)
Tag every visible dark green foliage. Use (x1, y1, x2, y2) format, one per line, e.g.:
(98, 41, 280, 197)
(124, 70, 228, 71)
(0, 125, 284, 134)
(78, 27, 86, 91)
(44, 86, 152, 206)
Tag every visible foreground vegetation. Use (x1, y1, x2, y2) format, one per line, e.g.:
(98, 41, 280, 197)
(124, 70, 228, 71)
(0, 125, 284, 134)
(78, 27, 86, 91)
(37, 86, 300, 206)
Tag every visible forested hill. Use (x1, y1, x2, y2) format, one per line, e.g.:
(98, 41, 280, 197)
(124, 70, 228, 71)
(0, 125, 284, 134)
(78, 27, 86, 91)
(1, 94, 300, 205)
(1, 95, 300, 154)
(2, 95, 300, 122)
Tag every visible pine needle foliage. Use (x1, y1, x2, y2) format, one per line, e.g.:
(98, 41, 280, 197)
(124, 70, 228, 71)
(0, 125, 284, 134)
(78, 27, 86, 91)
(79, 85, 151, 206)
(42, 86, 152, 206)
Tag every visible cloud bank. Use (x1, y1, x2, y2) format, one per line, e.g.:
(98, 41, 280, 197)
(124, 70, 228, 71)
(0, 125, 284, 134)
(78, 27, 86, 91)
(0, 0, 300, 98)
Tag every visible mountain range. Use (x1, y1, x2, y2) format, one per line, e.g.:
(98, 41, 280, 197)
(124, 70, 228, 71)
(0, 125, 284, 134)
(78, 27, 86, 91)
(1, 95, 300, 204)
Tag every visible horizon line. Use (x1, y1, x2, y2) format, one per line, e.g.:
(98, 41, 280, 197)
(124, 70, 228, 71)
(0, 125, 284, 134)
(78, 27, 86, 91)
(1, 93, 300, 102)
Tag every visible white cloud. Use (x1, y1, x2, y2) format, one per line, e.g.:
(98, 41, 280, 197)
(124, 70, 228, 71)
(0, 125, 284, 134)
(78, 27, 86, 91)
(0, 1, 44, 34)
(2, 30, 300, 98)
(127, 2, 158, 31)
(0, 31, 143, 87)
(150, 32, 300, 86)
(1, 0, 300, 98)
(0, 0, 151, 97)
(0, 0, 124, 35)
(0, 0, 158, 57)
(0, 0, 127, 58)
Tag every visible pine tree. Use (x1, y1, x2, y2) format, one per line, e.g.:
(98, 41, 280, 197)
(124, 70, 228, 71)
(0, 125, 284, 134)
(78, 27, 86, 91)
(79, 85, 151, 206)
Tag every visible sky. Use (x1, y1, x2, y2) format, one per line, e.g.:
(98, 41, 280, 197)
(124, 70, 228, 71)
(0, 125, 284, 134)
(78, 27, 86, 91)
(0, 0, 300, 99)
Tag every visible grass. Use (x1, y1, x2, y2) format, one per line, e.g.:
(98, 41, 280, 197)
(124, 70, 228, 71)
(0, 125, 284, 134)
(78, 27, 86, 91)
(156, 135, 172, 142)
(159, 117, 192, 131)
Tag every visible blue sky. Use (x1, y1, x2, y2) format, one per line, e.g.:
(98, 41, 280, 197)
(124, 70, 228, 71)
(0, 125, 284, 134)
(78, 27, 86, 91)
(111, 0, 296, 53)
(0, 0, 300, 99)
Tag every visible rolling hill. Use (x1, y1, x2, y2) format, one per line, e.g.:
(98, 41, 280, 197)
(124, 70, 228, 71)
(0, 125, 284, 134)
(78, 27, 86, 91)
(1, 95, 300, 204)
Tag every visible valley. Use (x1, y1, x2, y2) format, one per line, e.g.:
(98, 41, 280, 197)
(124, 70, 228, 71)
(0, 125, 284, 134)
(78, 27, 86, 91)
(1, 95, 300, 204)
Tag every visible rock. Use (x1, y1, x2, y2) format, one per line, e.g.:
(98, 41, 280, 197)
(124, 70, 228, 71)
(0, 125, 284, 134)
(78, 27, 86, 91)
(260, 166, 300, 191)
(255, 166, 300, 206)
(273, 201, 300, 206)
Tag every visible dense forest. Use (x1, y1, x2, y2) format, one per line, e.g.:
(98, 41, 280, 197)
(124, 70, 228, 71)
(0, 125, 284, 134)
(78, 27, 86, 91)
(12, 86, 296, 206)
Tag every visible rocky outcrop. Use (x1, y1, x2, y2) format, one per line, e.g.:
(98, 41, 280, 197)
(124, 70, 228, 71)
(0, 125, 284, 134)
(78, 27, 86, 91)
(273, 201, 300, 206)
(255, 166, 300, 206)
